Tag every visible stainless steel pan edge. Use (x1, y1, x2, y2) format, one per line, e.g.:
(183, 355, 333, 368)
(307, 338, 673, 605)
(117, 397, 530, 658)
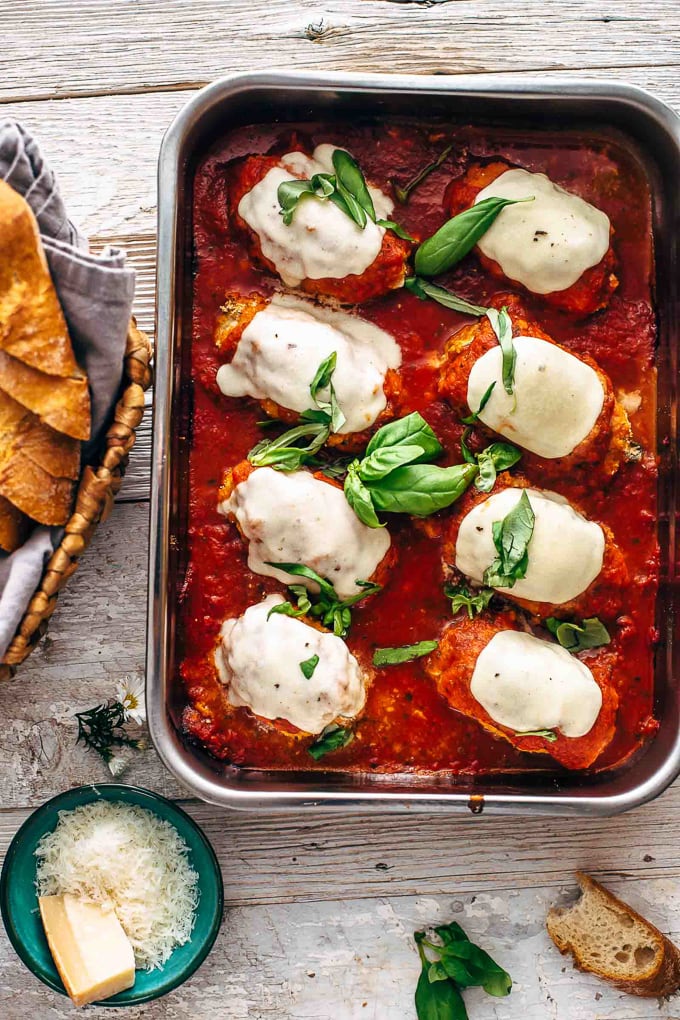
(149, 71, 679, 814)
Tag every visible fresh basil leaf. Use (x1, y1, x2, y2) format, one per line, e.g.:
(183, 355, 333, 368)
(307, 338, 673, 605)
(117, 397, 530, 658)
(461, 381, 496, 425)
(459, 428, 476, 466)
(332, 183, 368, 228)
(405, 276, 488, 317)
(264, 561, 337, 600)
(308, 724, 353, 760)
(414, 196, 534, 277)
(309, 172, 336, 198)
(428, 962, 450, 984)
(483, 489, 535, 588)
(440, 943, 512, 998)
(277, 179, 316, 224)
(376, 218, 415, 241)
(332, 148, 376, 221)
(545, 616, 611, 653)
(365, 411, 443, 463)
(248, 421, 330, 470)
(368, 462, 478, 517)
(474, 441, 522, 493)
(373, 640, 438, 666)
(299, 654, 320, 679)
(486, 307, 516, 396)
(344, 461, 384, 528)
(309, 352, 337, 399)
(305, 352, 347, 434)
(415, 966, 469, 1020)
(516, 729, 558, 742)
(267, 597, 310, 622)
(358, 444, 430, 483)
(434, 923, 470, 946)
(474, 452, 497, 493)
(394, 142, 454, 205)
(445, 583, 494, 620)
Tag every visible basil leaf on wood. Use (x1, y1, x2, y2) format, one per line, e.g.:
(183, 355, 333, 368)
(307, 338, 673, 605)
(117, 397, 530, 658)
(248, 421, 330, 471)
(373, 640, 438, 666)
(460, 381, 496, 425)
(483, 489, 535, 588)
(545, 616, 611, 653)
(368, 463, 478, 517)
(414, 195, 534, 277)
(415, 965, 468, 1020)
(445, 583, 494, 620)
(516, 729, 558, 743)
(308, 724, 353, 760)
(486, 307, 516, 395)
(266, 560, 381, 637)
(405, 276, 489, 317)
(394, 142, 455, 205)
(299, 654, 320, 679)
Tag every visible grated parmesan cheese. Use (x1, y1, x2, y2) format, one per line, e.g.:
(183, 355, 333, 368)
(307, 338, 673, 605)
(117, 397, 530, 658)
(35, 801, 199, 970)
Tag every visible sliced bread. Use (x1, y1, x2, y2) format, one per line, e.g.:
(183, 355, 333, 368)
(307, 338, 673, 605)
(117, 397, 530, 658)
(547, 871, 680, 997)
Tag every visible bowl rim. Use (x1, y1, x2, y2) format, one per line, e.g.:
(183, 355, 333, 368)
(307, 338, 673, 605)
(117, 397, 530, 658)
(0, 782, 224, 1007)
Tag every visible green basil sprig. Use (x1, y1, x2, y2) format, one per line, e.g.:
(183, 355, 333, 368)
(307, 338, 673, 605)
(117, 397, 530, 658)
(394, 142, 454, 205)
(414, 195, 534, 277)
(308, 724, 353, 761)
(277, 149, 413, 240)
(483, 489, 536, 588)
(445, 583, 494, 620)
(300, 351, 346, 433)
(266, 562, 381, 638)
(486, 307, 516, 396)
(343, 411, 478, 528)
(405, 276, 489, 317)
(299, 654, 320, 679)
(460, 429, 522, 493)
(516, 729, 558, 742)
(373, 641, 438, 667)
(461, 382, 496, 426)
(414, 921, 512, 1020)
(546, 616, 611, 653)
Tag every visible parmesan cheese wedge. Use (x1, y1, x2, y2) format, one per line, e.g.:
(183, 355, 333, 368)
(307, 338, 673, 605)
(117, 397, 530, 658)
(39, 893, 135, 1007)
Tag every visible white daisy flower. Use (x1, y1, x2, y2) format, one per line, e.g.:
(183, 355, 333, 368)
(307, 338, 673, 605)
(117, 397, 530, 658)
(107, 754, 128, 777)
(116, 675, 146, 725)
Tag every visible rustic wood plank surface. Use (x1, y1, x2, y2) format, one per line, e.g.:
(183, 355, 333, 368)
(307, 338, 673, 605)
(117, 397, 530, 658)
(0, 2, 679, 1017)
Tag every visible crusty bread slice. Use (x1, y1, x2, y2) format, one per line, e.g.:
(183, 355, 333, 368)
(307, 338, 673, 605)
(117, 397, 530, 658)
(547, 871, 680, 997)
(0, 180, 79, 377)
(0, 350, 90, 440)
(0, 495, 29, 552)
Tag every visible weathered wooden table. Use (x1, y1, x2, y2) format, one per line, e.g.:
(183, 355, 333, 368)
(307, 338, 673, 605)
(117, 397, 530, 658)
(1, 3, 679, 1017)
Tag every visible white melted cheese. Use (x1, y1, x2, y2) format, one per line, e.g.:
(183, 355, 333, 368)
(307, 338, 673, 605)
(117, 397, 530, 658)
(467, 335, 605, 458)
(455, 487, 605, 605)
(219, 466, 391, 600)
(470, 630, 602, 738)
(237, 144, 394, 287)
(216, 294, 401, 434)
(474, 168, 611, 294)
(215, 595, 366, 733)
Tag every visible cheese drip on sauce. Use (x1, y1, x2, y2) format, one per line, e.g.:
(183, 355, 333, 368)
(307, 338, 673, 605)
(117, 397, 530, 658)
(216, 294, 401, 434)
(467, 335, 605, 458)
(470, 630, 602, 738)
(215, 595, 366, 733)
(237, 144, 394, 287)
(455, 487, 605, 605)
(219, 467, 391, 600)
(474, 168, 611, 294)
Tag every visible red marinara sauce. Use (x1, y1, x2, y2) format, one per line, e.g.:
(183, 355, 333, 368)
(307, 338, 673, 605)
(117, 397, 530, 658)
(179, 121, 659, 775)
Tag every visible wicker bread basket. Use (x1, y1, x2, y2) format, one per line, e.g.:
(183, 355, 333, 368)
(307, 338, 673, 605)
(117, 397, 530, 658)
(0, 317, 153, 679)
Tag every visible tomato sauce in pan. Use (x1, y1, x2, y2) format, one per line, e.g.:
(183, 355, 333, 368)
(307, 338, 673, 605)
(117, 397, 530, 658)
(178, 121, 658, 774)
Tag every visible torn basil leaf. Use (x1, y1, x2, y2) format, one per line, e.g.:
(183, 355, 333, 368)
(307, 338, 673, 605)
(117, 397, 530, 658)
(414, 195, 534, 277)
(299, 654, 320, 679)
(474, 441, 522, 493)
(445, 583, 494, 620)
(394, 142, 454, 205)
(483, 489, 535, 588)
(373, 640, 438, 666)
(516, 729, 558, 743)
(545, 616, 611, 653)
(248, 421, 330, 471)
(486, 306, 516, 396)
(405, 275, 489, 317)
(308, 724, 354, 760)
(461, 381, 496, 425)
(265, 561, 381, 638)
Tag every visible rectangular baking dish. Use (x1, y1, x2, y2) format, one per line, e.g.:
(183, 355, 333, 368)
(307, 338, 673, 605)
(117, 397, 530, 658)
(149, 71, 679, 814)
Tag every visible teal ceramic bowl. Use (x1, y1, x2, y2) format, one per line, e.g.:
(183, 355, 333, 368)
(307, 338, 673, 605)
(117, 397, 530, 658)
(0, 784, 224, 1006)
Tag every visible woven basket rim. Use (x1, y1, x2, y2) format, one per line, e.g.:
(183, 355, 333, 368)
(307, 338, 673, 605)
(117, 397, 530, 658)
(0, 318, 153, 676)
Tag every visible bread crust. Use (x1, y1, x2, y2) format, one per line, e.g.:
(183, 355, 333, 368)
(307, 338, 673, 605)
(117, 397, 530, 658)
(547, 872, 680, 997)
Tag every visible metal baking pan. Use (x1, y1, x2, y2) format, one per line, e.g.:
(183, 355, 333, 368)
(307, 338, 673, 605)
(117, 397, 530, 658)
(149, 71, 679, 814)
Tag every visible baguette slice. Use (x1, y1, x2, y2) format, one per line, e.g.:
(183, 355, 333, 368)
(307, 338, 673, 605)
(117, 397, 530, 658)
(0, 350, 90, 440)
(0, 495, 29, 552)
(547, 871, 680, 997)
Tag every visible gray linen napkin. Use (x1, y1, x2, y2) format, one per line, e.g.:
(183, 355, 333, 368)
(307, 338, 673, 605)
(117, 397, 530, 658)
(0, 119, 136, 659)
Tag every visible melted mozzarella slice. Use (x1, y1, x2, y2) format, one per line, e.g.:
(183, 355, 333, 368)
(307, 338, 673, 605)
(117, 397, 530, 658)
(467, 335, 605, 458)
(215, 595, 366, 733)
(474, 169, 611, 294)
(237, 145, 394, 287)
(455, 487, 605, 605)
(216, 294, 401, 434)
(220, 467, 391, 600)
(470, 630, 602, 738)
